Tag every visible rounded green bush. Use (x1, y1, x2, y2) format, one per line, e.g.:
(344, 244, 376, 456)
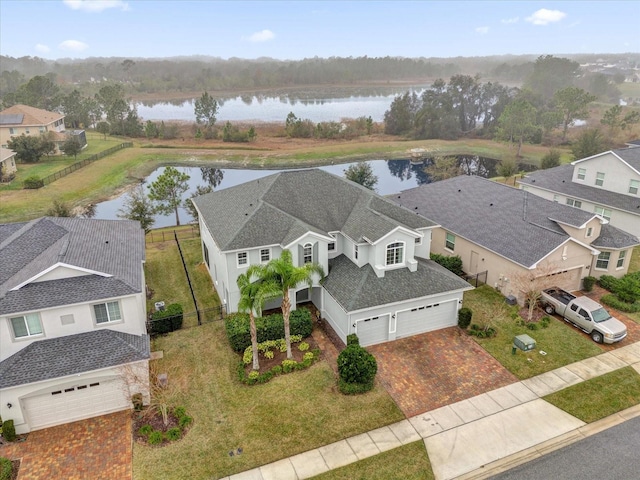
(138, 424, 153, 436)
(179, 415, 193, 429)
(1, 420, 15, 442)
(173, 406, 186, 418)
(165, 427, 182, 441)
(458, 307, 472, 329)
(337, 344, 377, 385)
(148, 430, 164, 445)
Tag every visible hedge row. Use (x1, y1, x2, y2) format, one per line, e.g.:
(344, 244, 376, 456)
(149, 303, 184, 335)
(600, 293, 640, 313)
(225, 309, 313, 352)
(430, 253, 464, 276)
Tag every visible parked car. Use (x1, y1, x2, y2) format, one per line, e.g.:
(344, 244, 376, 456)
(540, 287, 627, 344)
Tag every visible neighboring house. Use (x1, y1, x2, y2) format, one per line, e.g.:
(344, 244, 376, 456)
(0, 217, 150, 434)
(518, 147, 640, 238)
(193, 169, 472, 348)
(0, 104, 87, 154)
(0, 147, 17, 181)
(393, 175, 638, 303)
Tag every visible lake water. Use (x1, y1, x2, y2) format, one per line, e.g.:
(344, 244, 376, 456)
(92, 157, 535, 228)
(135, 85, 429, 123)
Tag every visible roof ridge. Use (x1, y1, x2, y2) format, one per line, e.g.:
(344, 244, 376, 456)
(0, 217, 49, 251)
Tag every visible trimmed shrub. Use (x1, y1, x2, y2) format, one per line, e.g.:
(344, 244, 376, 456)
(458, 307, 472, 329)
(165, 427, 182, 441)
(337, 344, 377, 391)
(22, 175, 44, 189)
(540, 316, 551, 328)
(0, 457, 11, 480)
(1, 420, 15, 442)
(148, 430, 164, 445)
(179, 415, 193, 429)
(430, 253, 464, 276)
(149, 303, 184, 335)
(173, 406, 186, 419)
(615, 275, 640, 304)
(225, 309, 313, 352)
(600, 294, 640, 313)
(582, 276, 596, 292)
(346, 334, 360, 346)
(138, 424, 153, 436)
(597, 275, 618, 292)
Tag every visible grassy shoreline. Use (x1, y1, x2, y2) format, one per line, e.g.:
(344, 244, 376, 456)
(0, 135, 564, 224)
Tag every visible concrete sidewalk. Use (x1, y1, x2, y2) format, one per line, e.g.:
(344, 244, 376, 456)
(220, 341, 640, 480)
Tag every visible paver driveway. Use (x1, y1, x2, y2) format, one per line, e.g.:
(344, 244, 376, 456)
(368, 327, 518, 417)
(0, 411, 132, 480)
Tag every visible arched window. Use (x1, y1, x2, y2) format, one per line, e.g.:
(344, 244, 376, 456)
(386, 242, 404, 266)
(303, 243, 313, 264)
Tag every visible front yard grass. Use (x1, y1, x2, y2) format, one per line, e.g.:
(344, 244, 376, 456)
(133, 322, 404, 480)
(312, 440, 434, 480)
(543, 367, 640, 423)
(463, 286, 602, 379)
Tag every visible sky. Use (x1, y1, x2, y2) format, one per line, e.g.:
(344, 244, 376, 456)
(0, 0, 638, 61)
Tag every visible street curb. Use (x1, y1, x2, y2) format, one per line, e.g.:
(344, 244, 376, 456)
(452, 403, 640, 479)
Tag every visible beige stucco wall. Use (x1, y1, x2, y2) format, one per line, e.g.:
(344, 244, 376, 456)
(0, 119, 65, 153)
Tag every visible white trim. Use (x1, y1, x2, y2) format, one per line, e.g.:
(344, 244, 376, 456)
(11, 262, 112, 291)
(283, 231, 334, 249)
(530, 237, 600, 269)
(571, 150, 640, 176)
(370, 226, 420, 245)
(342, 287, 471, 315)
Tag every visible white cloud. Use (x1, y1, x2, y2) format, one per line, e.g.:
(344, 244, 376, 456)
(35, 44, 51, 53)
(475, 26, 489, 35)
(525, 9, 566, 26)
(59, 40, 89, 52)
(242, 29, 275, 43)
(63, 0, 130, 12)
(501, 17, 519, 24)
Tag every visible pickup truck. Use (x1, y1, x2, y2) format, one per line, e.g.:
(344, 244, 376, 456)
(540, 287, 627, 344)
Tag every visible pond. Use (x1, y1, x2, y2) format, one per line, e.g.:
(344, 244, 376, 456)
(135, 84, 430, 123)
(92, 156, 535, 228)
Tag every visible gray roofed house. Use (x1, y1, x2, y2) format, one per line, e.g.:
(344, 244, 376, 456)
(0, 216, 150, 435)
(392, 175, 637, 299)
(518, 147, 640, 238)
(193, 168, 471, 349)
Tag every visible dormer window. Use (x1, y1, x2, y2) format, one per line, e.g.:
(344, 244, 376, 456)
(577, 168, 586, 180)
(303, 243, 313, 264)
(386, 242, 404, 266)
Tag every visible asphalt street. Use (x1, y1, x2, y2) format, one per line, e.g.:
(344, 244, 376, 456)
(490, 415, 640, 480)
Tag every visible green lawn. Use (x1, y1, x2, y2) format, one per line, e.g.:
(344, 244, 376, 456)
(462, 286, 602, 379)
(544, 367, 640, 423)
(133, 322, 403, 480)
(312, 441, 434, 480)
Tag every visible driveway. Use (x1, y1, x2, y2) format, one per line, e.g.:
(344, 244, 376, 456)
(0, 411, 132, 480)
(368, 327, 518, 417)
(583, 285, 640, 350)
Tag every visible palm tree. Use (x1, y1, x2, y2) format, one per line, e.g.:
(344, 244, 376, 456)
(236, 268, 279, 371)
(255, 249, 325, 359)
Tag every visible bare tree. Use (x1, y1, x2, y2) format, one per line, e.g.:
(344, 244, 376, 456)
(509, 263, 569, 322)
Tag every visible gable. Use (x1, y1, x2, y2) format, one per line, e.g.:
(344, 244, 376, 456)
(572, 148, 640, 176)
(15, 263, 111, 288)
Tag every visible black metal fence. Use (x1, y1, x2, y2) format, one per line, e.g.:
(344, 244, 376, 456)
(463, 270, 488, 287)
(147, 305, 226, 336)
(33, 142, 133, 188)
(145, 225, 199, 244)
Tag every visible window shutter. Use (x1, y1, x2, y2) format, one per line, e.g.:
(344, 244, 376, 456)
(313, 242, 318, 263)
(298, 244, 304, 266)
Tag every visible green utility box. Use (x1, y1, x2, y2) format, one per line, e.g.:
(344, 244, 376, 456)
(513, 334, 536, 353)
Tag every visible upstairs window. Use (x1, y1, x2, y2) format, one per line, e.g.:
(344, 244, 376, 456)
(260, 248, 270, 263)
(594, 206, 611, 221)
(445, 232, 456, 251)
(237, 252, 248, 267)
(566, 198, 582, 208)
(328, 242, 335, 251)
(617, 250, 627, 269)
(10, 313, 43, 338)
(586, 227, 593, 238)
(303, 243, 313, 264)
(94, 301, 122, 324)
(577, 168, 586, 180)
(629, 180, 639, 195)
(9, 128, 16, 135)
(595, 172, 605, 187)
(385, 242, 404, 266)
(596, 251, 610, 270)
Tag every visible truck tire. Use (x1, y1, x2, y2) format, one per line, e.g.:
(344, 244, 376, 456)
(544, 305, 555, 315)
(591, 330, 604, 344)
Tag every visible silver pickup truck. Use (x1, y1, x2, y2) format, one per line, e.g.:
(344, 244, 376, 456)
(540, 287, 627, 344)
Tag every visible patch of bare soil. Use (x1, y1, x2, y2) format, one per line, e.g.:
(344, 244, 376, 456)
(518, 306, 547, 323)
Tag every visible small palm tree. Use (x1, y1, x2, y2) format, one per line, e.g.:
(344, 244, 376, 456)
(236, 268, 279, 371)
(255, 249, 325, 359)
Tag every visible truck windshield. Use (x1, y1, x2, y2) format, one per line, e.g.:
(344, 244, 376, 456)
(592, 308, 611, 323)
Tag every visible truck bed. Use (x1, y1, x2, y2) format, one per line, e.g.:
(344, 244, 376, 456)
(542, 287, 576, 305)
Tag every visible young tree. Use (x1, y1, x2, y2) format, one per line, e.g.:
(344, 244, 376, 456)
(194, 91, 219, 128)
(117, 185, 156, 233)
(61, 136, 83, 159)
(96, 121, 110, 140)
(236, 270, 280, 371)
(495, 99, 538, 157)
(148, 166, 190, 226)
(6, 134, 50, 163)
(344, 162, 378, 190)
(496, 157, 518, 182)
(552, 87, 597, 142)
(184, 185, 213, 222)
(510, 264, 568, 322)
(253, 250, 324, 359)
(571, 128, 609, 160)
(46, 199, 74, 217)
(600, 105, 640, 136)
(424, 156, 462, 181)
(540, 149, 561, 169)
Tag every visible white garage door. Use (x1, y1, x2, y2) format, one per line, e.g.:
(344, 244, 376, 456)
(544, 267, 582, 292)
(396, 300, 457, 338)
(23, 378, 129, 431)
(356, 315, 390, 347)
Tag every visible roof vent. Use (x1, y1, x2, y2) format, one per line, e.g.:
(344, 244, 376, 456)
(397, 195, 401, 198)
(489, 203, 493, 206)
(562, 180, 565, 183)
(414, 206, 418, 210)
(458, 189, 461, 192)
(532, 179, 535, 182)
(105, 240, 109, 244)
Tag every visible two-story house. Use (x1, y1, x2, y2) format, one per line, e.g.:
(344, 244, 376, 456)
(518, 147, 640, 238)
(393, 175, 638, 303)
(0, 104, 87, 154)
(193, 169, 472, 347)
(0, 147, 17, 181)
(0, 217, 150, 434)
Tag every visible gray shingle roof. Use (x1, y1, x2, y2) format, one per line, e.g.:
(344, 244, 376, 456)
(323, 254, 471, 312)
(0, 330, 150, 389)
(592, 224, 640, 249)
(193, 169, 436, 251)
(392, 175, 601, 268)
(518, 162, 640, 216)
(0, 217, 146, 315)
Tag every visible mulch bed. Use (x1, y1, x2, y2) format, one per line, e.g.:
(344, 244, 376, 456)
(132, 410, 184, 446)
(518, 306, 547, 323)
(243, 335, 320, 375)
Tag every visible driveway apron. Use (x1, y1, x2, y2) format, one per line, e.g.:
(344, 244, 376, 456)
(0, 411, 132, 480)
(368, 327, 518, 417)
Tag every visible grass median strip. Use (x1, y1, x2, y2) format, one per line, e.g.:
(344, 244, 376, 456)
(543, 366, 640, 423)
